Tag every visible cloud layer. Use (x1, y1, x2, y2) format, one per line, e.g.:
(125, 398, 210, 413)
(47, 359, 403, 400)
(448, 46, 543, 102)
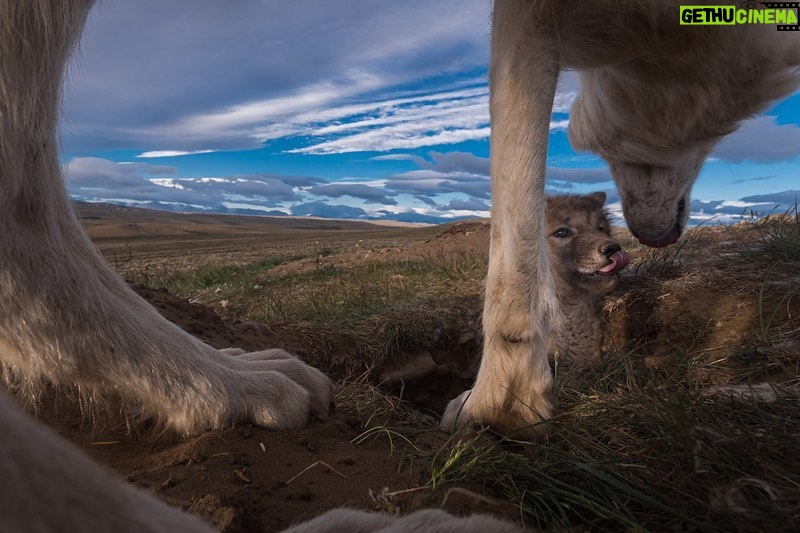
(66, 154, 799, 225)
(65, 0, 493, 154)
(61, 1, 799, 226)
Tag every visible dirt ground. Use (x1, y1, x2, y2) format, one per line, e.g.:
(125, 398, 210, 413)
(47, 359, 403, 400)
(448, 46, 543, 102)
(18, 203, 800, 531)
(29, 205, 518, 532)
(36, 282, 522, 532)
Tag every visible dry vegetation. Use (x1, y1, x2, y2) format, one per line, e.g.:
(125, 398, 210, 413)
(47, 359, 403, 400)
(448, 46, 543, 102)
(76, 202, 799, 531)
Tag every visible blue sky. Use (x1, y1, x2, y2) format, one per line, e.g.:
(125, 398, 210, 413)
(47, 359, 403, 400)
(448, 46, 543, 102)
(62, 0, 800, 224)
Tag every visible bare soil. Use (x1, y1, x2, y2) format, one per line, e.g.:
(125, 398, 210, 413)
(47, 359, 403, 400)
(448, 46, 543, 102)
(20, 203, 800, 531)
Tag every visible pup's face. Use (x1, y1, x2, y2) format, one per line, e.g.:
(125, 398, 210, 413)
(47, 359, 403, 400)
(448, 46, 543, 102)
(546, 192, 629, 295)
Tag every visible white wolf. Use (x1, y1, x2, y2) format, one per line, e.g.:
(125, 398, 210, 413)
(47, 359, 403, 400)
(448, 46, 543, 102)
(0, 0, 797, 531)
(440, 1, 799, 437)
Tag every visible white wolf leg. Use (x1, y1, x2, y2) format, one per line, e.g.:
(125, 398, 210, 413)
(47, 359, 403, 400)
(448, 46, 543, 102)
(0, 390, 213, 532)
(441, 0, 559, 437)
(0, 0, 332, 434)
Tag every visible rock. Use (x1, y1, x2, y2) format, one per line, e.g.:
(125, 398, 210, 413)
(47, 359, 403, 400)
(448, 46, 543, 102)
(379, 351, 437, 389)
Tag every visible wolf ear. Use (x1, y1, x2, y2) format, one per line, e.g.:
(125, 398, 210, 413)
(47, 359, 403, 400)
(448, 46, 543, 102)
(588, 191, 606, 206)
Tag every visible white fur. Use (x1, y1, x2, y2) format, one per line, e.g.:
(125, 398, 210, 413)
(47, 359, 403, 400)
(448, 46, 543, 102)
(0, 0, 334, 436)
(441, 0, 799, 436)
(0, 0, 798, 530)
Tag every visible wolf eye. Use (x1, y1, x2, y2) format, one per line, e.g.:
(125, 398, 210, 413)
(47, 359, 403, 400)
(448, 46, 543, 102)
(553, 228, 572, 238)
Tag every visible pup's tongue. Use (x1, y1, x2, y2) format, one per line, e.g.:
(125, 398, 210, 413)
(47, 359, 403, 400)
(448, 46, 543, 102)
(597, 250, 629, 275)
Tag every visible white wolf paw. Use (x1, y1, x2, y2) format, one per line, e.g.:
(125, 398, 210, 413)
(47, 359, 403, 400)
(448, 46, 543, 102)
(220, 348, 334, 429)
(440, 387, 552, 439)
(440, 389, 473, 433)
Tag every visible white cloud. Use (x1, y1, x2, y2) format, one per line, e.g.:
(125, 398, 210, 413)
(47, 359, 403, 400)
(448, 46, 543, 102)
(385, 169, 491, 198)
(553, 71, 580, 113)
(284, 87, 490, 154)
(546, 166, 613, 184)
(181, 71, 385, 134)
(717, 200, 753, 208)
(308, 89, 487, 135)
(713, 115, 800, 163)
(307, 183, 398, 205)
(150, 178, 185, 189)
(740, 189, 800, 205)
(66, 157, 176, 188)
(113, 78, 495, 155)
(428, 151, 489, 175)
(297, 127, 492, 154)
(137, 150, 214, 158)
(445, 198, 491, 212)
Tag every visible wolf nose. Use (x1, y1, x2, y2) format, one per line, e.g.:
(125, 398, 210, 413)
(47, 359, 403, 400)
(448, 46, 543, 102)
(632, 226, 681, 248)
(601, 242, 622, 258)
